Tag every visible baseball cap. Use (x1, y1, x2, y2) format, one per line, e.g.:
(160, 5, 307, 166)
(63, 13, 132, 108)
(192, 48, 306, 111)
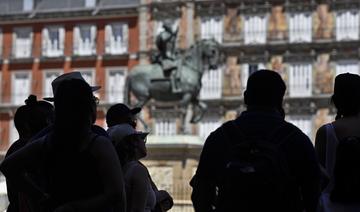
(106, 103, 141, 127)
(107, 123, 149, 146)
(43, 72, 101, 101)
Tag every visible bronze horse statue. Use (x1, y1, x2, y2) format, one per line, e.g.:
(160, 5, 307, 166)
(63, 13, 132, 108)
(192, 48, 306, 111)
(125, 39, 220, 123)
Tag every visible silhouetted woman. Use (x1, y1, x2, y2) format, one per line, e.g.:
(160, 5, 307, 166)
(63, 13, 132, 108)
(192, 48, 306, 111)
(1, 79, 126, 212)
(108, 124, 156, 212)
(5, 95, 54, 212)
(315, 73, 360, 211)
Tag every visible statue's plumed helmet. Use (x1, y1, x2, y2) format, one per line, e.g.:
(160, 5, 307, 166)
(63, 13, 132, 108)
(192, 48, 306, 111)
(163, 20, 173, 31)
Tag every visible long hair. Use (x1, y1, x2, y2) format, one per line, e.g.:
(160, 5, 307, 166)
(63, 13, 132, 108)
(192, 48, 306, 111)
(14, 95, 54, 139)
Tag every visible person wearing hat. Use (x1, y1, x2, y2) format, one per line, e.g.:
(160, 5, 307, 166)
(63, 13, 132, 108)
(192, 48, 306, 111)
(315, 73, 360, 211)
(108, 124, 156, 212)
(35, 71, 108, 139)
(1, 77, 126, 211)
(191, 70, 321, 212)
(107, 105, 174, 212)
(106, 103, 141, 129)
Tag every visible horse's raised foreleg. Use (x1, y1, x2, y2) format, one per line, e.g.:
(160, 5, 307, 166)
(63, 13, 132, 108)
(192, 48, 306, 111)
(179, 93, 192, 107)
(190, 100, 208, 123)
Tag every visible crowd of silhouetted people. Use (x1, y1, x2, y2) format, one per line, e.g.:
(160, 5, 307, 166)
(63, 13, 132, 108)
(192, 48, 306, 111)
(1, 69, 360, 212)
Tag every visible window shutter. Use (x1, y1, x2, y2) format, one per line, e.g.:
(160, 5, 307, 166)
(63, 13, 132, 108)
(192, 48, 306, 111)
(90, 25, 97, 54)
(59, 27, 65, 53)
(13, 30, 17, 57)
(105, 24, 112, 54)
(73, 26, 80, 55)
(122, 24, 128, 53)
(42, 28, 49, 56)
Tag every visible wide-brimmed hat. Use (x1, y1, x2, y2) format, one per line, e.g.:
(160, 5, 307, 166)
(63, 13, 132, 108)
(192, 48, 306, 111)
(43, 72, 101, 101)
(107, 123, 149, 146)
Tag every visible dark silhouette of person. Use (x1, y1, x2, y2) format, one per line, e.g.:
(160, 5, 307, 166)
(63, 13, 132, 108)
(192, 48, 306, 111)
(5, 95, 54, 212)
(38, 71, 108, 139)
(106, 104, 174, 211)
(315, 73, 360, 210)
(106, 103, 141, 129)
(1, 79, 126, 212)
(191, 70, 321, 212)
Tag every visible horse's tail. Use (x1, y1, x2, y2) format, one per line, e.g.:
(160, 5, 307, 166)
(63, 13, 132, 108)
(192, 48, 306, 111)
(124, 74, 131, 106)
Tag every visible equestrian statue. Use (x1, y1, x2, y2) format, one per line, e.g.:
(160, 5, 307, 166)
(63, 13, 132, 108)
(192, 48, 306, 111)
(125, 21, 220, 123)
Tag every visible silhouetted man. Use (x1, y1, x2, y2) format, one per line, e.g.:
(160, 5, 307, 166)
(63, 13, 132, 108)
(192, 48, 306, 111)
(106, 103, 141, 129)
(191, 70, 321, 212)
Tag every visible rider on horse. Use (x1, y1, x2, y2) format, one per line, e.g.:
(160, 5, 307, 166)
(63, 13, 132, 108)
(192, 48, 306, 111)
(154, 20, 181, 93)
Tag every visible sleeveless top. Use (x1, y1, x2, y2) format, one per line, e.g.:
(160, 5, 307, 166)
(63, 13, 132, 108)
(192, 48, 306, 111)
(124, 161, 156, 212)
(318, 123, 360, 212)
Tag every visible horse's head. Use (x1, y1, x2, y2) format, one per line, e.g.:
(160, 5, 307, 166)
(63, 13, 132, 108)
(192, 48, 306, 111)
(200, 39, 220, 70)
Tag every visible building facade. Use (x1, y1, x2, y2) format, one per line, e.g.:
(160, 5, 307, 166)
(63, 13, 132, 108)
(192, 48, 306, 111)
(0, 0, 359, 211)
(0, 1, 139, 209)
(137, 0, 359, 211)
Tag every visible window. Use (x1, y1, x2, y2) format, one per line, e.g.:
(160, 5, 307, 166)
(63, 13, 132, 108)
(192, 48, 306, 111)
(106, 69, 126, 103)
(288, 63, 312, 97)
(42, 26, 65, 57)
(105, 23, 128, 55)
(9, 119, 18, 145)
(336, 61, 359, 76)
(200, 67, 222, 100)
(13, 27, 33, 58)
(43, 71, 62, 98)
(85, 0, 96, 7)
(11, 72, 31, 105)
(155, 118, 176, 136)
(241, 63, 265, 90)
(198, 117, 221, 140)
(73, 25, 97, 56)
(200, 16, 223, 43)
(23, 0, 33, 11)
(244, 15, 267, 44)
(287, 116, 313, 140)
(289, 13, 312, 43)
(336, 10, 359, 41)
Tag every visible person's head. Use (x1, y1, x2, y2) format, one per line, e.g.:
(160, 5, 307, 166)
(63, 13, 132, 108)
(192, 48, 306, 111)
(244, 70, 286, 116)
(54, 79, 96, 136)
(108, 124, 148, 165)
(331, 73, 360, 120)
(106, 104, 141, 128)
(44, 71, 101, 124)
(14, 95, 54, 140)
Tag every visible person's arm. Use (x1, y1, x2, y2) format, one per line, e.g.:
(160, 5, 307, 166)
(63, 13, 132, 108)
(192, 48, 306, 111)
(191, 130, 223, 212)
(55, 136, 126, 212)
(315, 125, 327, 167)
(127, 164, 149, 212)
(1, 139, 47, 200)
(289, 134, 321, 212)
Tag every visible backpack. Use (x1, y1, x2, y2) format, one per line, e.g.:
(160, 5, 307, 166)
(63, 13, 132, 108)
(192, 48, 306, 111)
(217, 121, 297, 212)
(331, 136, 360, 204)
